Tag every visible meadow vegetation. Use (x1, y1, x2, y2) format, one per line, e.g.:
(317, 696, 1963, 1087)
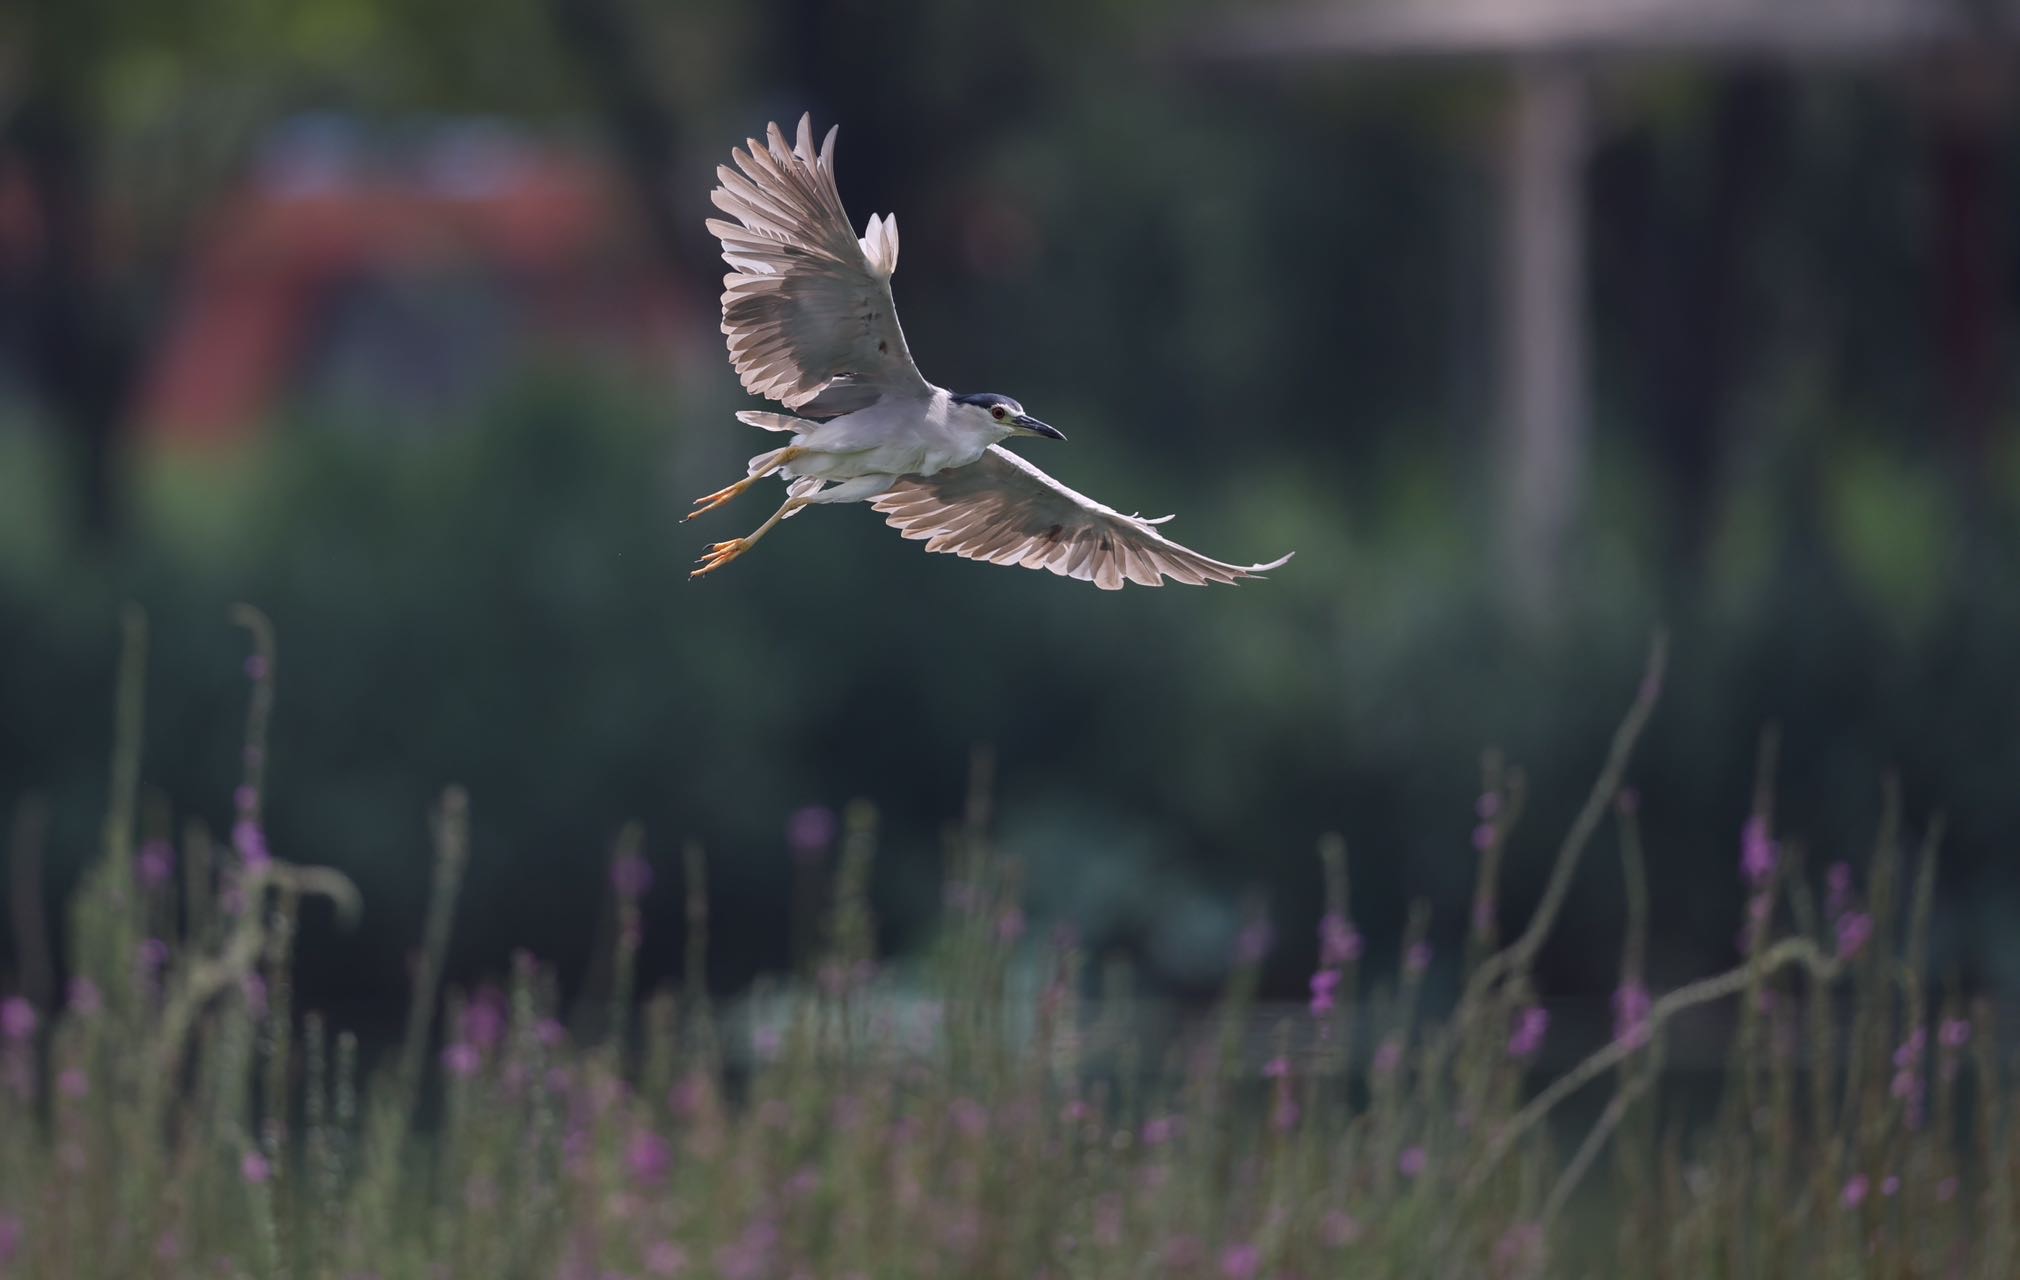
(0, 618, 2011, 1279)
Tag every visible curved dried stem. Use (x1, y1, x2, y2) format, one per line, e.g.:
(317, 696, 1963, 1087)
(232, 604, 279, 819)
(154, 860, 362, 1083)
(394, 787, 469, 1118)
(1466, 631, 1668, 1006)
(1543, 1029, 1666, 1228)
(1464, 935, 1840, 1195)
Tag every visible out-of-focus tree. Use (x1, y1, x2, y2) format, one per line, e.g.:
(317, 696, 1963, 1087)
(0, 0, 572, 539)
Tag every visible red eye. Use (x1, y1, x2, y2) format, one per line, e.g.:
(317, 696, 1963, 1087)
(991, 406, 1006, 420)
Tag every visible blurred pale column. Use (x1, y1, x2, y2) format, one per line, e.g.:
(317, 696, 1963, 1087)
(1498, 59, 1589, 625)
(1192, 0, 2020, 618)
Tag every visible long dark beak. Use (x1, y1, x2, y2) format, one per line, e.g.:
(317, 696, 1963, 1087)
(1014, 414, 1066, 442)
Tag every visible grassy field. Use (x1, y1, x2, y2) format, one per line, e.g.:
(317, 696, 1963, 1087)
(1, 617, 2012, 1279)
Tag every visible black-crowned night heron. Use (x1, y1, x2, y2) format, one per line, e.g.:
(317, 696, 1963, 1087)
(689, 115, 1295, 589)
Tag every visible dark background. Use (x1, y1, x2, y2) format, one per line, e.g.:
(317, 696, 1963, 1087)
(3, 0, 2017, 1021)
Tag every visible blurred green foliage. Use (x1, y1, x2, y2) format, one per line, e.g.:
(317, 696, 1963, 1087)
(0, 664, 2006, 1279)
(7, 0, 2020, 1012)
(4, 368, 2018, 1010)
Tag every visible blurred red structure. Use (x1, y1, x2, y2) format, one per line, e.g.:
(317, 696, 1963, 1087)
(137, 123, 699, 445)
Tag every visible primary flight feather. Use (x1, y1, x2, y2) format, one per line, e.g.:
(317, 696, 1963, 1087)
(689, 114, 1294, 589)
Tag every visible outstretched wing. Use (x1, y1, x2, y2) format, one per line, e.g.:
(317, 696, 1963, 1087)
(872, 446, 1294, 590)
(707, 115, 931, 415)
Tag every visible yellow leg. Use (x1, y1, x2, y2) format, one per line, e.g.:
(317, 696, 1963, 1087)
(690, 494, 809, 579)
(686, 447, 804, 521)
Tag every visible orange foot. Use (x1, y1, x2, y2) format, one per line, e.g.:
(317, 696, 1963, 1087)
(686, 478, 757, 521)
(690, 538, 751, 579)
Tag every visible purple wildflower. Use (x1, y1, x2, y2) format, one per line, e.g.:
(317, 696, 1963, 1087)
(1319, 913, 1362, 965)
(1893, 1028, 1927, 1069)
(666, 1073, 705, 1118)
(441, 1043, 481, 1079)
(244, 654, 268, 681)
(646, 1242, 688, 1276)
(1372, 1037, 1403, 1077)
(1398, 1145, 1427, 1178)
(241, 1152, 272, 1184)
(1476, 791, 1501, 820)
(57, 1068, 88, 1100)
(1889, 1027, 1925, 1119)
(1140, 1115, 1179, 1147)
(232, 818, 270, 868)
(1471, 823, 1495, 853)
(137, 839, 175, 888)
(611, 852, 653, 899)
(1320, 1210, 1360, 1248)
(1835, 912, 1873, 960)
(626, 1131, 672, 1186)
(1471, 895, 1496, 933)
(537, 1018, 567, 1049)
(785, 1165, 820, 1199)
(0, 1213, 19, 1267)
(1841, 1174, 1868, 1209)
(1309, 968, 1340, 1017)
(1826, 863, 1854, 917)
(1612, 981, 1652, 1048)
(241, 974, 267, 1019)
(996, 907, 1026, 943)
(1508, 1005, 1549, 1060)
(1740, 816, 1776, 888)
(1234, 919, 1273, 967)
(1881, 1175, 1900, 1198)
(1263, 1056, 1289, 1080)
(1219, 1244, 1260, 1280)
(1493, 1223, 1545, 1279)
(1940, 1017, 1972, 1049)
(948, 1098, 989, 1138)
(0, 998, 36, 1042)
(66, 977, 102, 1018)
(786, 806, 837, 860)
(462, 989, 508, 1051)
(1405, 940, 1432, 976)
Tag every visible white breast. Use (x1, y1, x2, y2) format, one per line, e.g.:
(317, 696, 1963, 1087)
(789, 390, 998, 481)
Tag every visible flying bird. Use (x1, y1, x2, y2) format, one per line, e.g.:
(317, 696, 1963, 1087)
(690, 114, 1293, 589)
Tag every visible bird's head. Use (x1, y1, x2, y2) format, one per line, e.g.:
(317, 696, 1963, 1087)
(952, 392, 1065, 442)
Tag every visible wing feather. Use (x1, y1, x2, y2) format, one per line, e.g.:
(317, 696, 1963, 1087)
(709, 114, 930, 414)
(871, 446, 1293, 590)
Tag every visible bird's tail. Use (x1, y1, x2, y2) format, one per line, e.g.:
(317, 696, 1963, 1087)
(735, 411, 814, 434)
